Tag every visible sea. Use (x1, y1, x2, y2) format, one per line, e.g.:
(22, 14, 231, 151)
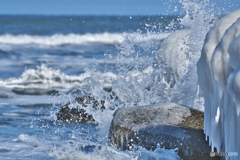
(0, 1, 219, 160)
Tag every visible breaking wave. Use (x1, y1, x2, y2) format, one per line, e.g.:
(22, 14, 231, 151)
(0, 32, 170, 46)
(0, 64, 118, 91)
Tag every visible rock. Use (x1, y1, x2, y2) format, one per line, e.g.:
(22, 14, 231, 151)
(57, 96, 105, 123)
(108, 103, 220, 160)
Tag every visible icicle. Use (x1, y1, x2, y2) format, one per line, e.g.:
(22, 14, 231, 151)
(197, 9, 240, 158)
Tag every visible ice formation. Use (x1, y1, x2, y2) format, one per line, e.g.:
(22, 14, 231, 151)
(154, 30, 191, 81)
(197, 9, 240, 156)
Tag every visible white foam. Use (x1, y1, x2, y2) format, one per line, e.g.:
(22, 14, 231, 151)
(0, 64, 121, 96)
(197, 9, 240, 155)
(0, 64, 82, 89)
(0, 133, 180, 160)
(16, 134, 39, 142)
(0, 32, 170, 46)
(49, 143, 180, 160)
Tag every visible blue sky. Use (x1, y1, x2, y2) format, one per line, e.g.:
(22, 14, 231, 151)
(0, 0, 239, 16)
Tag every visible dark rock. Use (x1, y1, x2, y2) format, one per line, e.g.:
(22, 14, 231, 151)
(108, 103, 220, 160)
(57, 96, 105, 123)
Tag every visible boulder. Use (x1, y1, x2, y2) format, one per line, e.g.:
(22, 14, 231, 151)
(108, 103, 220, 160)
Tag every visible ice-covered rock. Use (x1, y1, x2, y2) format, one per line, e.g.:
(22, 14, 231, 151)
(108, 103, 218, 160)
(197, 9, 240, 157)
(154, 30, 191, 83)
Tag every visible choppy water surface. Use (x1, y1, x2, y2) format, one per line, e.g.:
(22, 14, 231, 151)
(0, 1, 221, 159)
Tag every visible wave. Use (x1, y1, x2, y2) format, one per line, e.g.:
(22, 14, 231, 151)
(0, 64, 82, 89)
(0, 64, 118, 96)
(0, 32, 170, 46)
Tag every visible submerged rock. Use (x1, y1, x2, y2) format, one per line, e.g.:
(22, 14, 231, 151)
(57, 96, 105, 123)
(108, 103, 219, 160)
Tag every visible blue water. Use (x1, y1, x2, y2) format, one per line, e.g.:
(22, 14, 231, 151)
(0, 15, 181, 35)
(0, 15, 180, 79)
(1, 0, 231, 156)
(0, 15, 184, 160)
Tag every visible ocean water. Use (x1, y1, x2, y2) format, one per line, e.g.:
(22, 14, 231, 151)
(0, 1, 219, 159)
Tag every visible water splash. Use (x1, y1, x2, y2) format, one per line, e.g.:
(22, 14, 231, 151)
(0, 0, 220, 159)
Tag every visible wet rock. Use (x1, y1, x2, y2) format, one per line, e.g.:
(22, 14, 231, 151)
(108, 103, 220, 160)
(57, 96, 105, 123)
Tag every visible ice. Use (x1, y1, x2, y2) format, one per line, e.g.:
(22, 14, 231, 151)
(197, 9, 240, 157)
(154, 30, 191, 81)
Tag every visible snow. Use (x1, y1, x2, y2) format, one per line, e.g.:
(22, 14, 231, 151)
(197, 9, 240, 157)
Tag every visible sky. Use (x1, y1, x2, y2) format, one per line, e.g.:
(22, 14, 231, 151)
(0, 0, 239, 16)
